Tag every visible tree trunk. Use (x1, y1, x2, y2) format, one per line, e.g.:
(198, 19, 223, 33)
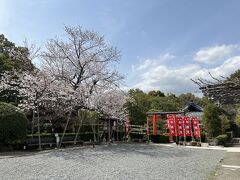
(31, 109, 35, 138)
(49, 118, 55, 133)
(74, 110, 83, 143)
(108, 118, 111, 142)
(91, 122, 96, 142)
(59, 109, 72, 148)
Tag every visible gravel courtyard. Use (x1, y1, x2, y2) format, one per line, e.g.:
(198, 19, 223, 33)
(0, 144, 224, 180)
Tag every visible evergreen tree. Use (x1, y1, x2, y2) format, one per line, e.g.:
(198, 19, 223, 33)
(0, 34, 35, 104)
(0, 34, 34, 74)
(202, 103, 230, 137)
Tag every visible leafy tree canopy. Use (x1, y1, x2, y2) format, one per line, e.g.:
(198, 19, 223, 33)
(148, 90, 165, 97)
(0, 34, 35, 74)
(178, 93, 208, 107)
(0, 34, 36, 104)
(125, 89, 207, 125)
(229, 69, 240, 80)
(236, 114, 240, 127)
(202, 103, 230, 137)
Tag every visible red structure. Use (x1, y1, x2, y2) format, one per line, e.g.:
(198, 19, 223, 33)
(192, 117, 201, 138)
(152, 114, 157, 135)
(146, 111, 201, 143)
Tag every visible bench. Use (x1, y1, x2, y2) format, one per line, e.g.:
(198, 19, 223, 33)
(26, 142, 57, 148)
(26, 136, 91, 149)
(25, 137, 56, 149)
(60, 140, 84, 147)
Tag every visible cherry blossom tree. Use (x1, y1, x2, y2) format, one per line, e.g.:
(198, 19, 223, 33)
(91, 89, 128, 119)
(0, 70, 78, 148)
(41, 25, 124, 144)
(0, 25, 127, 148)
(90, 89, 129, 142)
(41, 25, 123, 101)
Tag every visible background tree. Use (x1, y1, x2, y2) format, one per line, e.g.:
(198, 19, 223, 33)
(228, 69, 240, 80)
(192, 69, 240, 105)
(148, 90, 165, 97)
(236, 114, 240, 127)
(125, 89, 188, 125)
(0, 34, 34, 74)
(202, 103, 230, 137)
(0, 34, 36, 104)
(220, 114, 230, 134)
(0, 102, 28, 148)
(178, 93, 206, 107)
(193, 69, 240, 137)
(125, 89, 151, 125)
(0, 71, 23, 104)
(149, 95, 179, 112)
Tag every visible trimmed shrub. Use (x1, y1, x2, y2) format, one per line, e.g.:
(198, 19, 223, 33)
(190, 141, 197, 146)
(129, 133, 144, 140)
(197, 142, 201, 147)
(216, 134, 228, 146)
(207, 138, 218, 146)
(77, 133, 94, 141)
(159, 134, 170, 143)
(200, 131, 206, 142)
(151, 134, 169, 143)
(179, 141, 184, 145)
(0, 102, 28, 148)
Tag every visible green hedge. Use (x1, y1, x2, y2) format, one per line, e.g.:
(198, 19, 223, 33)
(151, 135, 169, 143)
(0, 102, 28, 148)
(200, 132, 206, 142)
(28, 132, 95, 142)
(216, 134, 228, 146)
(112, 131, 125, 141)
(129, 133, 145, 139)
(28, 131, 127, 142)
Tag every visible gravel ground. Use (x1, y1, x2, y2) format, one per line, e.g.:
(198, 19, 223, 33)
(0, 144, 225, 180)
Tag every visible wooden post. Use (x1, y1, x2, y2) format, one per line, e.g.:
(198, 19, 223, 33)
(117, 120, 119, 141)
(146, 115, 149, 144)
(108, 118, 111, 142)
(37, 105, 42, 150)
(153, 114, 157, 136)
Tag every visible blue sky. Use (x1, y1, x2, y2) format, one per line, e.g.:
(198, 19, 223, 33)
(1, 0, 240, 95)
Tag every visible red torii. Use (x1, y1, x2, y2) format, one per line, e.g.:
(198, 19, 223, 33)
(146, 111, 201, 143)
(146, 111, 184, 135)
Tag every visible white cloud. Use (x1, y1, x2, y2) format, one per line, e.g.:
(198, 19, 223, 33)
(132, 54, 240, 94)
(194, 56, 240, 78)
(194, 44, 239, 64)
(132, 53, 175, 72)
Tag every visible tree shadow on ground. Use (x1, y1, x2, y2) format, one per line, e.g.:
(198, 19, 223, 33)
(44, 143, 203, 161)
